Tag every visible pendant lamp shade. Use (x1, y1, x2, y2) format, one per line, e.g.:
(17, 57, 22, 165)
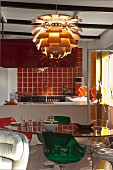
(32, 14, 82, 59)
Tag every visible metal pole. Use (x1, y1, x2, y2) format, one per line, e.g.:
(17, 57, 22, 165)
(1, 17, 4, 39)
(87, 45, 91, 122)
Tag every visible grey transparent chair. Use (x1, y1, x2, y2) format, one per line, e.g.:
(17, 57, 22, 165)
(93, 148, 113, 169)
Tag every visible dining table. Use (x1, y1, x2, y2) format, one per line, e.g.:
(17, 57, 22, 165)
(1, 120, 113, 140)
(2, 119, 113, 170)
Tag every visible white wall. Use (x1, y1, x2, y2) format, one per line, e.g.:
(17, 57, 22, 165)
(0, 68, 17, 104)
(8, 68, 17, 99)
(79, 29, 113, 85)
(79, 41, 88, 85)
(88, 30, 113, 50)
(0, 67, 8, 104)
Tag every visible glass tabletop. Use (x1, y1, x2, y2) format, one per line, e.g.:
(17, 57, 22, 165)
(2, 120, 113, 138)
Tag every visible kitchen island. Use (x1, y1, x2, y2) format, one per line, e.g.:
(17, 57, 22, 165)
(0, 101, 95, 144)
(0, 101, 92, 123)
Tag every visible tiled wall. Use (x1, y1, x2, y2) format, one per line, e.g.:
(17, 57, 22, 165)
(17, 48, 82, 99)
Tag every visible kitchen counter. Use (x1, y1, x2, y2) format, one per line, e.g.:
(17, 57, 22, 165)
(0, 101, 93, 123)
(1, 97, 93, 106)
(17, 101, 92, 106)
(65, 96, 92, 104)
(0, 99, 104, 145)
(65, 96, 88, 101)
(0, 100, 93, 145)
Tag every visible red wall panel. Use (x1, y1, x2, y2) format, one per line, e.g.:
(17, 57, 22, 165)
(17, 47, 82, 100)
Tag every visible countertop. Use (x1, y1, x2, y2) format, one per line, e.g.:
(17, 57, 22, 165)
(66, 96, 89, 102)
(1, 97, 94, 106)
(1, 102, 93, 107)
(18, 101, 90, 106)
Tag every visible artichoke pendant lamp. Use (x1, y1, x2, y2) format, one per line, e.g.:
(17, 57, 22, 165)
(31, 4, 82, 59)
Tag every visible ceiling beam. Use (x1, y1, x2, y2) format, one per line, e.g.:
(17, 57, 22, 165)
(80, 35, 100, 39)
(0, 31, 100, 39)
(7, 19, 31, 25)
(1, 31, 32, 36)
(79, 23, 113, 29)
(2, 19, 113, 30)
(1, 1, 113, 12)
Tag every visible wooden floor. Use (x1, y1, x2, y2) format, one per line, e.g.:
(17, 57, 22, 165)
(27, 144, 112, 170)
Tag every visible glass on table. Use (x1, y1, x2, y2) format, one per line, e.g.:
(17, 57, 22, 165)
(101, 127, 110, 136)
(21, 115, 26, 126)
(25, 117, 33, 132)
(50, 115, 54, 121)
(94, 127, 102, 136)
(93, 119, 109, 135)
(35, 117, 40, 132)
(93, 119, 110, 144)
(27, 117, 33, 127)
(48, 115, 54, 123)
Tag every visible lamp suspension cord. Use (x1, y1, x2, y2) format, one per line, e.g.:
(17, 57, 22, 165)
(1, 17, 4, 39)
(56, 0, 57, 14)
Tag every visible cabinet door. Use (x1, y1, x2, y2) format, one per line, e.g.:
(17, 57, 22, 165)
(1, 39, 42, 67)
(1, 39, 78, 67)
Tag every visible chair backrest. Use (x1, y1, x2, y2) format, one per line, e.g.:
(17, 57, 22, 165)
(37, 133, 43, 143)
(43, 132, 72, 146)
(0, 117, 16, 128)
(54, 116, 71, 124)
(38, 116, 71, 143)
(42, 132, 86, 164)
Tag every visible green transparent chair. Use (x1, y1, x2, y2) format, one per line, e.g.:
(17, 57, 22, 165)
(42, 132, 86, 170)
(54, 116, 71, 124)
(37, 116, 71, 167)
(37, 133, 43, 143)
(37, 133, 55, 168)
(37, 116, 71, 143)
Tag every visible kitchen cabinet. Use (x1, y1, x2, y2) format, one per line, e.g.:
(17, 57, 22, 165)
(1, 39, 78, 68)
(1, 39, 43, 67)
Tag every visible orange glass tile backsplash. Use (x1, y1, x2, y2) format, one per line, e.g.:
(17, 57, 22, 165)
(17, 49, 82, 100)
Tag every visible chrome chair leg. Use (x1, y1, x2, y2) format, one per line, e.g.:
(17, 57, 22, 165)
(109, 162, 113, 170)
(43, 161, 55, 168)
(59, 164, 66, 170)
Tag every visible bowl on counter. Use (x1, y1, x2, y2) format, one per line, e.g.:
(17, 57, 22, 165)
(75, 121, 95, 129)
